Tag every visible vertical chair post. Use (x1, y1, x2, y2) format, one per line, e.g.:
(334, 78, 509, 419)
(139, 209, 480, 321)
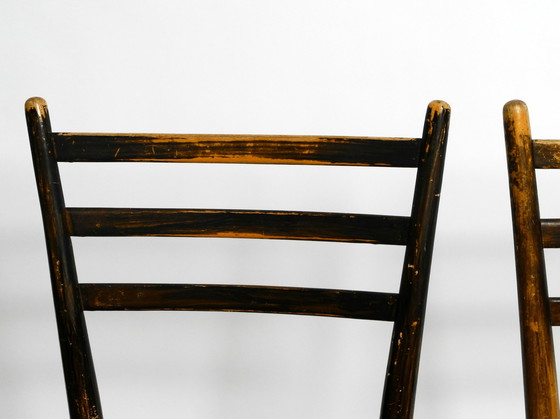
(26, 98, 103, 419)
(381, 101, 450, 418)
(504, 100, 560, 419)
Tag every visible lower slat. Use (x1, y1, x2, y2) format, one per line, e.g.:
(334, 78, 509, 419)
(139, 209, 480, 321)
(79, 284, 399, 321)
(550, 298, 560, 326)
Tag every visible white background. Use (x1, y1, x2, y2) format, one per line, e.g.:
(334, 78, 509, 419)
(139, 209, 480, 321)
(3, 1, 560, 418)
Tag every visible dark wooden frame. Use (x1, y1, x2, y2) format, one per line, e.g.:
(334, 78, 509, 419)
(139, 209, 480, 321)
(26, 97, 450, 419)
(504, 100, 560, 419)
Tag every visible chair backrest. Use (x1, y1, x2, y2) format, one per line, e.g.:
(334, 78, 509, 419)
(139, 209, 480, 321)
(504, 100, 560, 419)
(26, 97, 450, 419)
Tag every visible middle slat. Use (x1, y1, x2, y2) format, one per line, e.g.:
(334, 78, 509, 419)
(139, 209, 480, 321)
(66, 208, 410, 245)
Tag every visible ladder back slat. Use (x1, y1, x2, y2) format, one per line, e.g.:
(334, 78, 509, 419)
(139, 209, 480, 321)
(542, 219, 560, 248)
(53, 133, 421, 167)
(550, 298, 560, 326)
(534, 140, 560, 169)
(79, 283, 399, 321)
(66, 208, 410, 245)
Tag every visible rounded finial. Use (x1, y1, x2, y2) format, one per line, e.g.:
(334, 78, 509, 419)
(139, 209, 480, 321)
(503, 100, 528, 118)
(25, 97, 48, 119)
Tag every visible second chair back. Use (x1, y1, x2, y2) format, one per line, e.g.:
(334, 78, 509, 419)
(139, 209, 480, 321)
(504, 100, 560, 419)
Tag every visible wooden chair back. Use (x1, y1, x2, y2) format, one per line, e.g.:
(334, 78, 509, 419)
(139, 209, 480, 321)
(504, 100, 560, 419)
(26, 97, 450, 419)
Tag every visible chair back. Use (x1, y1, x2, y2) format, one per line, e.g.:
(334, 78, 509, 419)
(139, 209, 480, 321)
(26, 97, 450, 419)
(504, 100, 560, 419)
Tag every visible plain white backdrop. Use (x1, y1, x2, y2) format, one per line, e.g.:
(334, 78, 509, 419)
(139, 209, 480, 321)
(3, 1, 560, 417)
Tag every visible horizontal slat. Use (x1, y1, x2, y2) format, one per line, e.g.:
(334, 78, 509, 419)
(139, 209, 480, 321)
(550, 298, 560, 326)
(79, 283, 399, 321)
(541, 219, 560, 248)
(53, 133, 420, 167)
(66, 208, 410, 245)
(533, 140, 560, 169)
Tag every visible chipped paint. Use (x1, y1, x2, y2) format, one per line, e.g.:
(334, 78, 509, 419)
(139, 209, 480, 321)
(25, 97, 48, 119)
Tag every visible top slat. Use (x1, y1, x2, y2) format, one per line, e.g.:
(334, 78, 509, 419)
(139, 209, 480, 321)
(52, 133, 420, 167)
(533, 140, 560, 168)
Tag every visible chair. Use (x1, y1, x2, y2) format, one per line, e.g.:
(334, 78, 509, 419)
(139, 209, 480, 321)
(504, 100, 560, 419)
(26, 97, 450, 419)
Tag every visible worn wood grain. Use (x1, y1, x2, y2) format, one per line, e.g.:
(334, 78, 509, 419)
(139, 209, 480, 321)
(534, 140, 560, 169)
(504, 99, 560, 419)
(380, 100, 450, 418)
(27, 97, 450, 419)
(79, 284, 399, 321)
(66, 208, 410, 245)
(53, 133, 420, 167)
(550, 298, 560, 326)
(541, 219, 560, 248)
(25, 97, 103, 419)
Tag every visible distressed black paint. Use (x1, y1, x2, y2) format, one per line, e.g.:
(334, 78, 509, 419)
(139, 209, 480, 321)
(79, 284, 399, 321)
(53, 133, 420, 167)
(27, 97, 450, 419)
(67, 208, 410, 245)
(26, 98, 102, 419)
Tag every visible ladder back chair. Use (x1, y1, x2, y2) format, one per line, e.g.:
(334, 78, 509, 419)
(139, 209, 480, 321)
(26, 97, 450, 419)
(504, 100, 560, 419)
